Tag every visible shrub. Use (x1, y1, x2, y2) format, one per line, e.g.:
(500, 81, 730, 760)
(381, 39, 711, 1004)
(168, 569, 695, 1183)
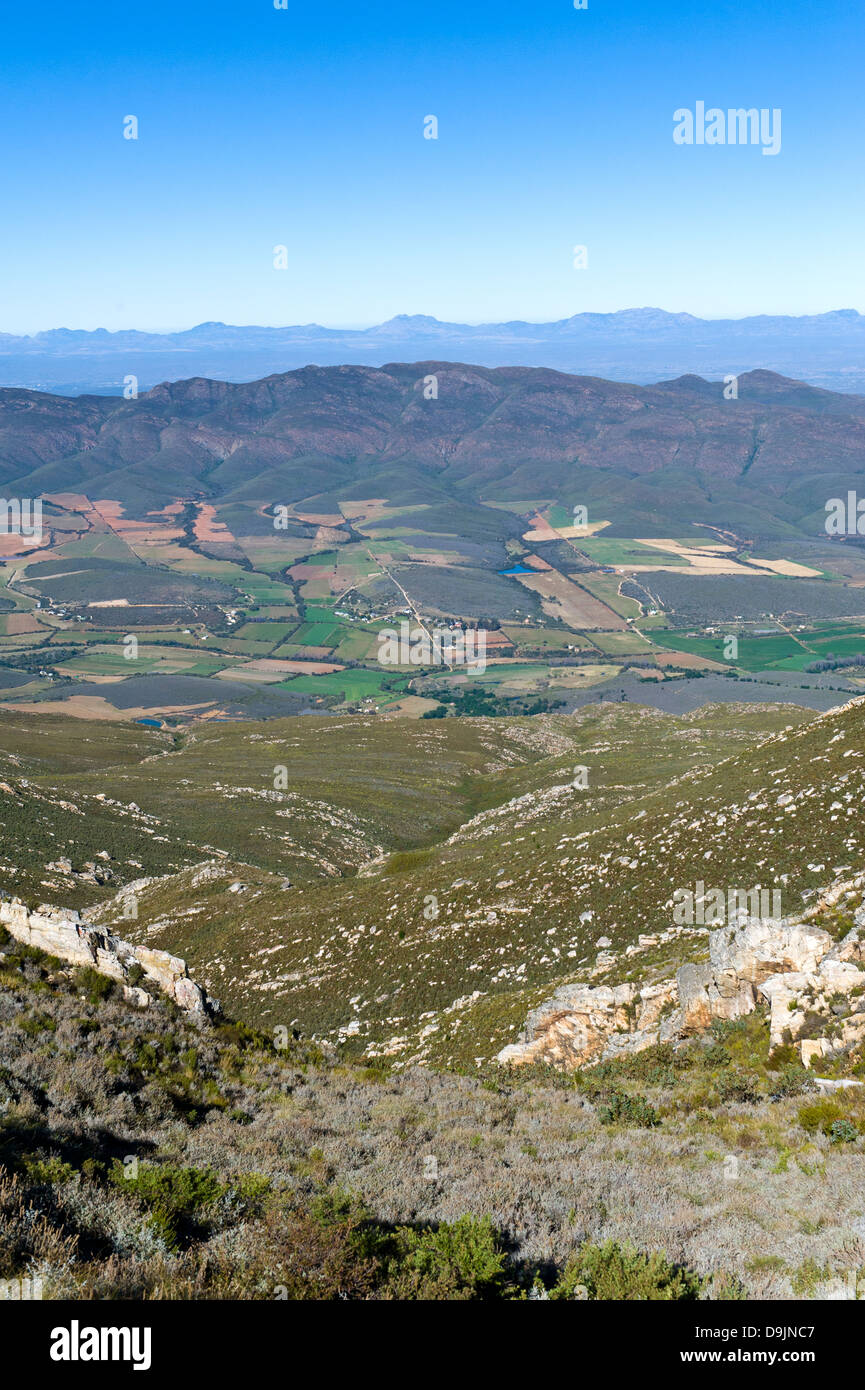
(770, 1064, 814, 1099)
(797, 1098, 845, 1136)
(767, 1043, 799, 1069)
(701, 1042, 732, 1068)
(707, 1269, 749, 1300)
(588, 1043, 686, 1087)
(75, 966, 114, 1004)
(386, 1215, 509, 1300)
(715, 1069, 761, 1105)
(15, 1011, 56, 1036)
(110, 1162, 224, 1249)
(828, 1119, 859, 1145)
(550, 1240, 702, 1301)
(21, 1154, 75, 1185)
(597, 1090, 659, 1128)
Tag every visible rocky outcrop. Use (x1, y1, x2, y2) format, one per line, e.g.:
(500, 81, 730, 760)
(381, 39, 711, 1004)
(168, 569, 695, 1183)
(498, 884, 865, 1070)
(676, 961, 756, 1032)
(0, 897, 218, 1016)
(497, 979, 678, 1069)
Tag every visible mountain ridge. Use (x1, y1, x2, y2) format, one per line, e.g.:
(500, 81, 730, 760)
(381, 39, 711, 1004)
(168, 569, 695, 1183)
(5, 308, 865, 395)
(7, 307, 865, 350)
(3, 362, 865, 538)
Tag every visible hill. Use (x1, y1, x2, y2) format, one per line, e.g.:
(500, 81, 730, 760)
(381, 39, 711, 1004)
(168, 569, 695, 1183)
(4, 695, 865, 1301)
(2, 773, 865, 1301)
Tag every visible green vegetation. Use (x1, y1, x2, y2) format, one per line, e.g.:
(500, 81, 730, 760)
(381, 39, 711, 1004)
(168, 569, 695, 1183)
(550, 1241, 703, 1301)
(1, 935, 736, 1300)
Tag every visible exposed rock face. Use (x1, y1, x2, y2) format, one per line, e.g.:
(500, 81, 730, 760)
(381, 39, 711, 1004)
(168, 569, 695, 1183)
(676, 962, 756, 1033)
(497, 979, 678, 1069)
(498, 886, 865, 1070)
(689, 913, 865, 1054)
(0, 897, 218, 1016)
(708, 919, 833, 984)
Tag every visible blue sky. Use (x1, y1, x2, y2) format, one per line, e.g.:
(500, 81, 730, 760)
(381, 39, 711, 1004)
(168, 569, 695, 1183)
(1, 0, 862, 331)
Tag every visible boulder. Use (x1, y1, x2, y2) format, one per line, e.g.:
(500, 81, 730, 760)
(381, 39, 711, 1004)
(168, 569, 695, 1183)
(801, 1039, 831, 1068)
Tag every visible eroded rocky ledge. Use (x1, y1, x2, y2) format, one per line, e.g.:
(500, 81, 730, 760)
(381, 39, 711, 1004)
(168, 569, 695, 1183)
(498, 876, 865, 1071)
(0, 897, 219, 1016)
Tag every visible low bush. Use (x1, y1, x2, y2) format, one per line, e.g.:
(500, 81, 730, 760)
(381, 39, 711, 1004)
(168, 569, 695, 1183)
(550, 1240, 702, 1301)
(597, 1090, 659, 1128)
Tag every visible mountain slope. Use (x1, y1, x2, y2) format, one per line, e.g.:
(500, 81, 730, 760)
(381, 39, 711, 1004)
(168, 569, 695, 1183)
(76, 699, 831, 1058)
(4, 363, 865, 537)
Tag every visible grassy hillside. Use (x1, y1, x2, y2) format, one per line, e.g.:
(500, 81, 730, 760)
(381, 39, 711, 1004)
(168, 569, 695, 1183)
(57, 699, 821, 1057)
(3, 920, 865, 1300)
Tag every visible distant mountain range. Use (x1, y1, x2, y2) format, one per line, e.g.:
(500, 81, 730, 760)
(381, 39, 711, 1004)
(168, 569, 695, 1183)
(4, 308, 865, 395)
(4, 360, 865, 537)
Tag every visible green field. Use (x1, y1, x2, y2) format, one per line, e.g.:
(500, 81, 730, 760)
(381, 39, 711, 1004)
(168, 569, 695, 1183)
(277, 667, 408, 702)
(290, 621, 343, 646)
(591, 630, 655, 655)
(233, 621, 298, 644)
(501, 624, 592, 650)
(574, 538, 688, 567)
(333, 629, 379, 660)
(302, 604, 343, 621)
(651, 630, 814, 671)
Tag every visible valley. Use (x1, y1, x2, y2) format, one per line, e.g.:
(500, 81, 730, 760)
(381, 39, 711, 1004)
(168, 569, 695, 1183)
(4, 362, 865, 1306)
(3, 364, 865, 727)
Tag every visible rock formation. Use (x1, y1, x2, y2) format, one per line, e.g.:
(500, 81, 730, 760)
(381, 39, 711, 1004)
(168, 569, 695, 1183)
(0, 897, 218, 1016)
(498, 878, 865, 1070)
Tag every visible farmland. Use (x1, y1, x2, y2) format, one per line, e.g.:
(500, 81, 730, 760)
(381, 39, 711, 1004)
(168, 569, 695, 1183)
(0, 475, 864, 723)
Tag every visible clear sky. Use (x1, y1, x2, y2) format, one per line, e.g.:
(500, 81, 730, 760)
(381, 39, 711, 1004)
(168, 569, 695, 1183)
(2, 0, 862, 332)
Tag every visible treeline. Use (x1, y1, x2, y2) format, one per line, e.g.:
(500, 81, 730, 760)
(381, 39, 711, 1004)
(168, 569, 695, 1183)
(806, 653, 865, 672)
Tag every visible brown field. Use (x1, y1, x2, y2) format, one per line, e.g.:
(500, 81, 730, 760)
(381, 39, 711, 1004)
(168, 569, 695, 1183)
(277, 644, 337, 660)
(478, 631, 515, 651)
(4, 612, 42, 634)
(194, 503, 235, 544)
(655, 650, 727, 671)
(6, 696, 213, 721)
(746, 556, 824, 577)
(513, 571, 627, 630)
(228, 658, 344, 678)
(288, 563, 344, 592)
(89, 498, 185, 544)
(377, 695, 441, 718)
(338, 498, 389, 526)
(0, 534, 49, 557)
(293, 511, 345, 526)
(194, 503, 232, 539)
(314, 524, 350, 545)
(521, 511, 560, 543)
(43, 493, 93, 511)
